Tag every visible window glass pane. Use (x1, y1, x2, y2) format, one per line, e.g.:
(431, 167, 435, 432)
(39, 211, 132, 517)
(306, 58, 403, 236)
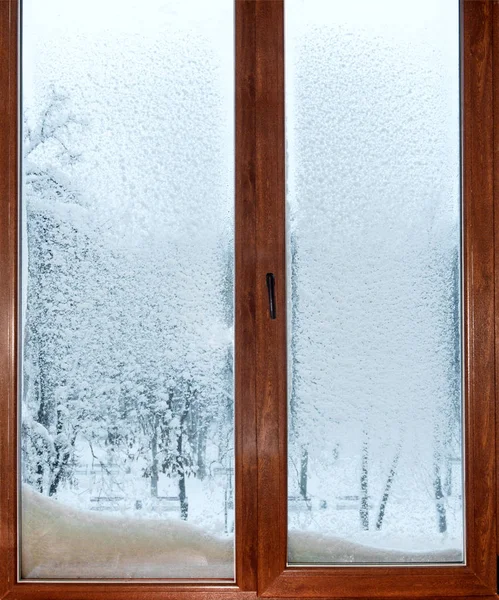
(20, 0, 234, 579)
(286, 0, 463, 564)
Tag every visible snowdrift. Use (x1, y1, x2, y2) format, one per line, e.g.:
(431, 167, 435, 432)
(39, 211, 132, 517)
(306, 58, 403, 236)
(288, 531, 462, 565)
(21, 485, 233, 579)
(21, 485, 461, 579)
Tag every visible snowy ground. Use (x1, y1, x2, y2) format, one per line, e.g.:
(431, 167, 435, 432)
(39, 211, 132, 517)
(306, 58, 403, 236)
(54, 438, 234, 535)
(21, 432, 463, 579)
(288, 434, 463, 564)
(22, 483, 461, 581)
(21, 484, 234, 579)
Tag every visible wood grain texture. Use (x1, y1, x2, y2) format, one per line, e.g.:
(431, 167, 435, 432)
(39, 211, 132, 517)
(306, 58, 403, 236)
(254, 0, 286, 595)
(256, 0, 498, 597)
(3, 586, 256, 600)
(0, 1, 19, 599)
(462, 0, 496, 591)
(1, 0, 498, 598)
(493, 0, 499, 560)
(235, 0, 259, 592)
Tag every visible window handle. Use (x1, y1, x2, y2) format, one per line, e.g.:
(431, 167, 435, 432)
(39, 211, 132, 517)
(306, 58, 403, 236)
(266, 273, 276, 320)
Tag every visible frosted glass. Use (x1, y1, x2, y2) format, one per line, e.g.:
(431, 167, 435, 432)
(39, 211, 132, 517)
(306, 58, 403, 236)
(20, 0, 234, 579)
(286, 0, 463, 564)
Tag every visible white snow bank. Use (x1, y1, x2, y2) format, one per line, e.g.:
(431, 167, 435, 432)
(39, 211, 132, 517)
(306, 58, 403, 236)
(21, 485, 462, 579)
(21, 484, 233, 579)
(288, 530, 462, 565)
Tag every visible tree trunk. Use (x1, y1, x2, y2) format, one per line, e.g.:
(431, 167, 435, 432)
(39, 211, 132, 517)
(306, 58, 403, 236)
(444, 456, 453, 497)
(48, 407, 71, 497)
(49, 450, 70, 497)
(196, 425, 207, 481)
(177, 431, 188, 520)
(178, 397, 190, 520)
(35, 346, 51, 493)
(35, 462, 44, 493)
(433, 456, 447, 533)
(300, 448, 308, 499)
(376, 444, 401, 530)
(179, 472, 188, 521)
(150, 415, 159, 498)
(360, 431, 369, 530)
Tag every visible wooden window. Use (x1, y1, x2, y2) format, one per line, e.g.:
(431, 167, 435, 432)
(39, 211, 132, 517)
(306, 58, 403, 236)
(0, 1, 497, 599)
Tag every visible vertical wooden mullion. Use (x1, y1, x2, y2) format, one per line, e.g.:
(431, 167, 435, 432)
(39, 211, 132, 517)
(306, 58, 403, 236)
(254, 0, 286, 595)
(0, 0, 19, 597)
(235, 0, 258, 591)
(463, 0, 496, 589)
(493, 0, 499, 562)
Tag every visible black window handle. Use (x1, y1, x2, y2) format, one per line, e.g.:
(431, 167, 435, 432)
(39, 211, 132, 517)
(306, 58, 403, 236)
(266, 273, 276, 320)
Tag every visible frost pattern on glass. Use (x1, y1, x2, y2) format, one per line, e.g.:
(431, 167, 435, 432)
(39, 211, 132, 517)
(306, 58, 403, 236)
(286, 0, 463, 564)
(21, 0, 234, 579)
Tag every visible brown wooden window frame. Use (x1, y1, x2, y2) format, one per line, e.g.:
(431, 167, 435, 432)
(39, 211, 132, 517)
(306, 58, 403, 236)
(0, 1, 498, 599)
